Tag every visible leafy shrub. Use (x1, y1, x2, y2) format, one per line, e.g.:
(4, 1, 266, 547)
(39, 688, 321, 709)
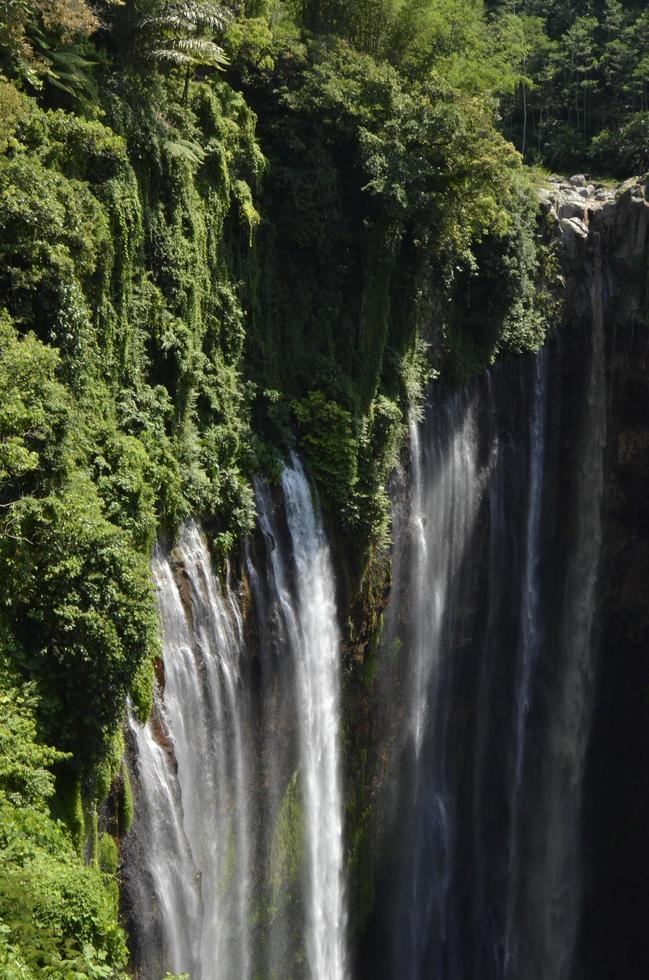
(0, 659, 127, 977)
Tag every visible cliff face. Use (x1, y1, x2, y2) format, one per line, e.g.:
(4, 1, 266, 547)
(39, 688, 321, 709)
(580, 320, 649, 980)
(566, 181, 649, 980)
(112, 168, 649, 978)
(543, 180, 649, 978)
(345, 180, 649, 979)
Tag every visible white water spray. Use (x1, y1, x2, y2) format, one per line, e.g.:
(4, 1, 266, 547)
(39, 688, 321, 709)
(127, 523, 252, 980)
(258, 457, 348, 980)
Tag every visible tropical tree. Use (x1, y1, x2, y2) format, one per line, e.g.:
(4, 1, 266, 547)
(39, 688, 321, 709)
(139, 0, 232, 101)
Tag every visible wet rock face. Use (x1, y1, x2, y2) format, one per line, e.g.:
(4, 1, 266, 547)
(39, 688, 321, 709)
(540, 176, 649, 980)
(579, 323, 649, 980)
(353, 182, 649, 980)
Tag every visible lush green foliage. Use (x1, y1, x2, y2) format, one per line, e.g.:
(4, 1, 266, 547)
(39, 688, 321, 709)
(284, 0, 649, 174)
(0, 20, 265, 969)
(233, 32, 549, 549)
(0, 658, 127, 978)
(0, 0, 615, 970)
(485, 0, 649, 174)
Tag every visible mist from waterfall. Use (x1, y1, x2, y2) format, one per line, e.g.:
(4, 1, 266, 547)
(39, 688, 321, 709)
(371, 317, 606, 979)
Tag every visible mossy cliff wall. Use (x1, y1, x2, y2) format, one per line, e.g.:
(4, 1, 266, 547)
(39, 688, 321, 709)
(1, 25, 647, 971)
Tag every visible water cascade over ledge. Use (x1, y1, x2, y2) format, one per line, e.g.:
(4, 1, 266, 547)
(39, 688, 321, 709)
(123, 459, 347, 980)
(365, 255, 608, 980)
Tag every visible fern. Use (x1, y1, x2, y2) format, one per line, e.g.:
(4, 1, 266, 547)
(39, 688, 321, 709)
(162, 137, 206, 166)
(138, 0, 232, 101)
(28, 24, 98, 106)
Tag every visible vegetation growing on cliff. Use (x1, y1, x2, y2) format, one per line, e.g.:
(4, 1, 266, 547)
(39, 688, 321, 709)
(0, 0, 640, 971)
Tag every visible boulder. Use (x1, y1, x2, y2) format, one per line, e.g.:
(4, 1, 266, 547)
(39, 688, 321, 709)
(560, 215, 589, 257)
(559, 198, 587, 220)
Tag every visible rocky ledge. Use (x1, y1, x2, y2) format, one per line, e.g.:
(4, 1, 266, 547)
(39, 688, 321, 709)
(540, 172, 649, 325)
(540, 173, 614, 250)
(540, 172, 649, 252)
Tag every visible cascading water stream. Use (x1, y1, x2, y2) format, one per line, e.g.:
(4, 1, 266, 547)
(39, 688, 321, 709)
(125, 700, 201, 977)
(124, 523, 252, 980)
(512, 348, 549, 791)
(169, 527, 252, 980)
(522, 233, 607, 980)
(125, 461, 347, 980)
(256, 456, 348, 980)
(402, 394, 484, 977)
(503, 346, 549, 973)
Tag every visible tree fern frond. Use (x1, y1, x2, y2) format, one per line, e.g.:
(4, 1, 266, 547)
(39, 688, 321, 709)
(142, 2, 231, 32)
(174, 37, 226, 57)
(48, 50, 96, 68)
(140, 0, 231, 84)
(174, 1, 232, 29)
(46, 75, 77, 96)
(163, 138, 206, 165)
(151, 39, 228, 67)
(150, 47, 195, 65)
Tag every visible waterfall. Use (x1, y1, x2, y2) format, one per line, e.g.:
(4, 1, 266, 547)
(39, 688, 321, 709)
(513, 348, 549, 794)
(122, 276, 606, 980)
(373, 310, 606, 978)
(503, 347, 549, 973)
(257, 456, 348, 980)
(125, 702, 201, 977)
(521, 236, 607, 980)
(124, 523, 252, 980)
(125, 461, 347, 980)
(401, 393, 483, 977)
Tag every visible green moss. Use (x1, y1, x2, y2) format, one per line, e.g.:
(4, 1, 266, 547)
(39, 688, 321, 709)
(96, 729, 125, 807)
(268, 771, 304, 918)
(292, 392, 360, 527)
(361, 613, 384, 688)
(130, 656, 156, 725)
(98, 833, 119, 877)
(83, 797, 99, 866)
(52, 771, 85, 855)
